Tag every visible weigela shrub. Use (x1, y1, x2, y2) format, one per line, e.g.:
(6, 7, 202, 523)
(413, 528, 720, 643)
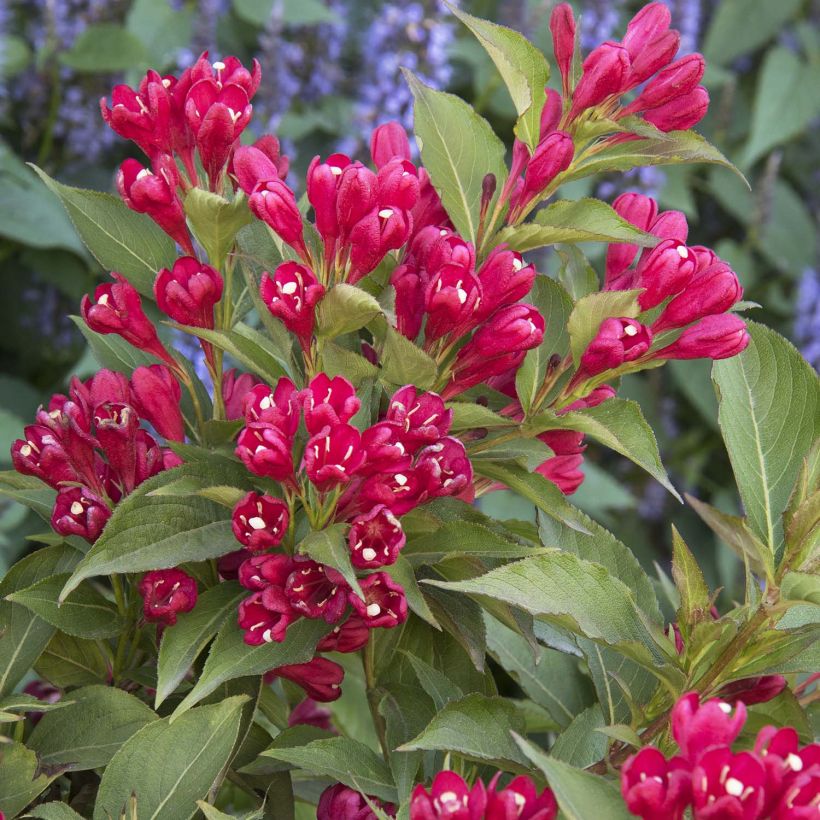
(1, 4, 817, 819)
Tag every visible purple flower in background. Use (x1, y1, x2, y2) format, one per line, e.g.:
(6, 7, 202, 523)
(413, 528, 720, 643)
(579, 0, 625, 51)
(795, 268, 820, 370)
(661, 0, 703, 55)
(175, 0, 231, 68)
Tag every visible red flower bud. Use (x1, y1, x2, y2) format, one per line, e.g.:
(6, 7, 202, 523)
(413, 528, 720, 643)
(671, 691, 747, 762)
(242, 379, 300, 436)
(634, 239, 696, 309)
(422, 229, 475, 274)
(232, 144, 282, 195)
(621, 747, 692, 820)
(461, 304, 545, 361)
(348, 505, 405, 569)
(653, 262, 742, 332)
(51, 486, 110, 543)
(116, 157, 193, 254)
(370, 120, 412, 168)
(238, 552, 295, 592)
(627, 29, 680, 87)
(336, 164, 379, 238)
(692, 749, 766, 819)
(82, 370, 131, 410)
(348, 206, 411, 283)
(622, 3, 672, 55)
(93, 401, 141, 493)
(302, 373, 360, 435)
(235, 422, 294, 481)
(139, 568, 197, 626)
(249, 179, 306, 256)
(81, 273, 173, 365)
(391, 261, 425, 340)
(260, 262, 325, 348)
(129, 365, 185, 442)
(349, 572, 407, 629)
(377, 158, 420, 212)
(536, 451, 585, 495)
(424, 265, 483, 342)
(643, 85, 709, 132)
(476, 247, 536, 318)
(580, 317, 652, 376)
(655, 314, 749, 361)
(232, 491, 289, 551)
(288, 697, 334, 731)
(270, 657, 344, 702)
(719, 675, 787, 707)
(318, 784, 396, 820)
(385, 385, 453, 447)
(154, 256, 223, 329)
(11, 425, 78, 488)
(570, 42, 631, 119)
(222, 369, 262, 421)
(626, 54, 705, 113)
(285, 559, 348, 622)
(306, 153, 351, 241)
(519, 130, 574, 204)
(303, 424, 365, 490)
(415, 436, 473, 499)
(317, 615, 370, 655)
(357, 468, 426, 516)
(550, 3, 576, 96)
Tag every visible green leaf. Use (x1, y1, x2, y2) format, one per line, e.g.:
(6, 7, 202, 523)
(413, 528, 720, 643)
(703, 0, 803, 65)
(566, 129, 747, 188)
(0, 742, 55, 818)
(399, 693, 529, 770)
(446, 4, 548, 151)
(175, 618, 330, 715)
(261, 737, 397, 804)
(71, 316, 158, 374)
(403, 520, 539, 565)
(485, 616, 591, 728)
(156, 582, 246, 707)
(671, 526, 710, 623)
(36, 633, 111, 689)
(404, 71, 507, 243)
(184, 189, 254, 269)
(424, 585, 486, 671)
(30, 166, 177, 296)
(712, 324, 819, 557)
(316, 284, 383, 339)
(567, 290, 642, 367)
(322, 342, 379, 385)
(529, 399, 680, 499)
(27, 685, 157, 771)
(551, 704, 607, 768)
(61, 461, 251, 599)
(386, 556, 440, 628)
(448, 402, 516, 431)
(25, 803, 86, 820)
(378, 322, 438, 389)
(405, 654, 464, 711)
(94, 697, 247, 820)
(781, 572, 820, 606)
(498, 199, 658, 252)
(298, 524, 363, 599)
(61, 23, 149, 71)
(556, 245, 600, 300)
(515, 736, 633, 820)
(6, 573, 123, 639)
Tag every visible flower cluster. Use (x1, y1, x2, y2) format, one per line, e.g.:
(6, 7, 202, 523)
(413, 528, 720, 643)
(621, 692, 820, 819)
(10, 367, 183, 543)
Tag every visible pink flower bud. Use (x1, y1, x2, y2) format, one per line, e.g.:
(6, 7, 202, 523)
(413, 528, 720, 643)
(51, 486, 110, 543)
(391, 261, 425, 340)
(570, 42, 631, 119)
(154, 257, 223, 329)
(655, 314, 749, 361)
(385, 385, 453, 447)
(465, 304, 545, 359)
(476, 247, 536, 318)
(634, 239, 696, 309)
(249, 179, 306, 256)
(520, 130, 574, 204)
(318, 784, 396, 820)
(540, 88, 563, 139)
(622, 3, 672, 55)
(550, 4, 576, 96)
(422, 230, 475, 274)
(317, 614, 370, 654)
(424, 266, 483, 342)
(237, 590, 298, 645)
(288, 698, 334, 732)
(285, 559, 348, 623)
(116, 157, 193, 254)
(349, 572, 407, 629)
(411, 772, 487, 819)
(626, 54, 705, 113)
(82, 370, 131, 410)
(222, 369, 262, 421)
(235, 422, 294, 481)
(81, 273, 171, 364)
(536, 429, 586, 495)
(12, 425, 78, 488)
(653, 262, 742, 332)
(93, 402, 141, 493)
(411, 168, 451, 238)
(671, 692, 747, 762)
(303, 424, 365, 490)
(260, 262, 325, 348)
(242, 379, 300, 436)
(486, 773, 557, 820)
(378, 158, 421, 212)
(348, 206, 411, 282)
(627, 29, 680, 87)
(306, 153, 351, 241)
(129, 365, 185, 442)
(719, 675, 787, 707)
(139, 568, 197, 626)
(348, 505, 405, 569)
(336, 164, 379, 238)
(370, 120, 412, 168)
(621, 747, 692, 820)
(415, 437, 473, 499)
(606, 192, 660, 285)
(232, 144, 283, 195)
(580, 317, 652, 376)
(302, 374, 360, 435)
(692, 749, 766, 819)
(238, 552, 296, 591)
(643, 85, 709, 132)
(231, 491, 289, 551)
(270, 657, 345, 702)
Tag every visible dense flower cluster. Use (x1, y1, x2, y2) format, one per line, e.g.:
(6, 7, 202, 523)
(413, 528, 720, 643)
(621, 691, 820, 819)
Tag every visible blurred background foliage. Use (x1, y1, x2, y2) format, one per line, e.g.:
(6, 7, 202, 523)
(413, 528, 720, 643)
(0, 0, 818, 613)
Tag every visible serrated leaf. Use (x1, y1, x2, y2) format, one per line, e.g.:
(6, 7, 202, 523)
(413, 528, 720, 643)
(94, 697, 247, 820)
(713, 323, 819, 558)
(671, 526, 710, 623)
(781, 572, 820, 606)
(35, 632, 111, 689)
(499, 199, 658, 252)
(404, 71, 507, 243)
(403, 520, 539, 565)
(399, 693, 529, 769)
(448, 402, 516, 431)
(0, 742, 56, 818)
(6, 573, 123, 639)
(529, 399, 679, 499)
(316, 284, 382, 339)
(262, 737, 397, 803)
(184, 188, 253, 269)
(28, 685, 157, 771)
(26, 802, 86, 819)
(424, 585, 486, 671)
(551, 704, 607, 768)
(446, 4, 548, 151)
(567, 290, 642, 367)
(321, 342, 379, 385)
(515, 735, 632, 820)
(379, 686, 431, 803)
(378, 322, 438, 389)
(298, 524, 363, 599)
(385, 556, 440, 628)
(156, 582, 246, 707)
(30, 166, 177, 296)
(175, 617, 330, 715)
(405, 654, 464, 710)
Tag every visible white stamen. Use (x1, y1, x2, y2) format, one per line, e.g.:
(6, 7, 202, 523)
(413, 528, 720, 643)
(250, 621, 266, 631)
(725, 778, 744, 797)
(456, 287, 468, 305)
(228, 108, 242, 124)
(366, 603, 381, 617)
(136, 168, 152, 180)
(259, 395, 272, 410)
(512, 257, 524, 271)
(330, 165, 343, 176)
(677, 245, 689, 259)
(512, 792, 526, 809)
(362, 547, 377, 562)
(97, 293, 110, 306)
(262, 628, 274, 643)
(718, 702, 732, 714)
(624, 324, 638, 336)
(20, 444, 32, 457)
(378, 208, 394, 219)
(344, 445, 354, 461)
(212, 61, 226, 71)
(786, 753, 803, 772)
(395, 474, 408, 486)
(162, 78, 172, 88)
(248, 516, 266, 530)
(281, 281, 298, 295)
(439, 229, 448, 236)
(70, 501, 84, 515)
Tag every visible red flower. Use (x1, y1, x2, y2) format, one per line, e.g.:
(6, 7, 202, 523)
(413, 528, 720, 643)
(139, 568, 197, 626)
(11, 425, 78, 488)
(242, 378, 300, 436)
(621, 747, 692, 820)
(772, 769, 820, 820)
(318, 784, 396, 820)
(249, 179, 307, 257)
(385, 385, 453, 449)
(632, 239, 696, 310)
(303, 424, 365, 490)
(302, 374, 361, 435)
(655, 314, 749, 361)
(318, 614, 370, 654)
(237, 590, 299, 645)
(476, 247, 536, 319)
(415, 437, 473, 499)
(154, 257, 223, 329)
(370, 120, 412, 167)
(288, 698, 334, 732)
(235, 423, 294, 482)
(260, 262, 325, 349)
(485, 773, 557, 820)
(348, 505, 406, 569)
(671, 692, 747, 762)
(349, 572, 407, 629)
(51, 486, 110, 543)
(221, 369, 262, 421)
(231, 492, 289, 551)
(691, 748, 767, 819)
(129, 365, 185, 442)
(569, 42, 631, 120)
(579, 318, 652, 377)
(306, 152, 351, 241)
(285, 559, 349, 623)
(410, 770, 487, 819)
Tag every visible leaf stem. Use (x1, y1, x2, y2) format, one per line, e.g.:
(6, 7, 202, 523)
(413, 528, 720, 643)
(362, 642, 391, 763)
